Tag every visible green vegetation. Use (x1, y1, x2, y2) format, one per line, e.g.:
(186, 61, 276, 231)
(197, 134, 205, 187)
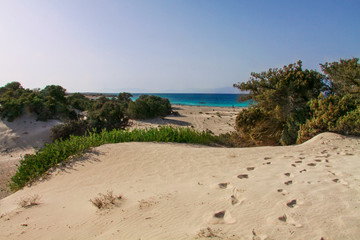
(10, 126, 216, 191)
(0, 82, 174, 140)
(0, 82, 77, 121)
(297, 94, 360, 143)
(233, 58, 360, 146)
(127, 95, 172, 119)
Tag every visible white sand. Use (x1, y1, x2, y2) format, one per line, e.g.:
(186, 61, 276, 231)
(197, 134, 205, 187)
(0, 132, 359, 240)
(0, 113, 61, 198)
(130, 105, 241, 135)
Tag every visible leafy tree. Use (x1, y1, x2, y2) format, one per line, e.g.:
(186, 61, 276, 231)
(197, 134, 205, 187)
(234, 61, 326, 145)
(321, 57, 360, 96)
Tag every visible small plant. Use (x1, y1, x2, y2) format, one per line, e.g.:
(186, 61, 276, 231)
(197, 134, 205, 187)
(19, 194, 41, 208)
(90, 191, 122, 209)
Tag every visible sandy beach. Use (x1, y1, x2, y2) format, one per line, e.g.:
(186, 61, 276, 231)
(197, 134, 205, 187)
(0, 106, 359, 239)
(130, 105, 242, 135)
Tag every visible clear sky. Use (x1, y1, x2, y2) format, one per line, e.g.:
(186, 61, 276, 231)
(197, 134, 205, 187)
(0, 0, 359, 93)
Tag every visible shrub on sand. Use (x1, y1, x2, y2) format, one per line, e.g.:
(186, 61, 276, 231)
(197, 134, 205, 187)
(90, 191, 122, 209)
(18, 194, 41, 208)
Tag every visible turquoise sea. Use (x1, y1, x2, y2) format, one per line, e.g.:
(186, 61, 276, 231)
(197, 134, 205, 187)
(130, 93, 250, 107)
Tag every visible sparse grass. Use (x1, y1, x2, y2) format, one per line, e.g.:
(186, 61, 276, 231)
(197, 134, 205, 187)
(10, 126, 217, 191)
(90, 191, 122, 209)
(19, 194, 41, 208)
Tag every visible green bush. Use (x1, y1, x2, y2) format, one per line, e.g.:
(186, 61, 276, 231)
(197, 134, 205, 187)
(235, 107, 283, 145)
(0, 82, 77, 122)
(297, 94, 360, 143)
(67, 93, 91, 111)
(0, 82, 29, 121)
(10, 126, 216, 191)
(233, 61, 326, 145)
(88, 97, 128, 131)
(127, 95, 171, 119)
(51, 120, 90, 141)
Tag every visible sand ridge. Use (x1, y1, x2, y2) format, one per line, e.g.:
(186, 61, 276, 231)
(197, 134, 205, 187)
(0, 132, 359, 239)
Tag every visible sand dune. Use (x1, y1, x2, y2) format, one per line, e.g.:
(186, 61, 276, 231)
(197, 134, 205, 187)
(0, 113, 61, 199)
(0, 105, 238, 200)
(1, 132, 359, 240)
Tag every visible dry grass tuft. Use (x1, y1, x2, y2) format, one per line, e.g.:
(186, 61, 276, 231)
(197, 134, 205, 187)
(90, 191, 122, 209)
(19, 194, 41, 208)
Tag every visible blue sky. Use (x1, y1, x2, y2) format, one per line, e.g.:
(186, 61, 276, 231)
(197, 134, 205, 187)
(0, 0, 359, 93)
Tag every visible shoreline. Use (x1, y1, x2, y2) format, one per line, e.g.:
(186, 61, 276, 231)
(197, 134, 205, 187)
(81, 93, 250, 108)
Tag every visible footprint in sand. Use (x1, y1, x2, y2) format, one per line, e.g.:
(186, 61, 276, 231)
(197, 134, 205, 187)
(218, 182, 229, 189)
(332, 178, 349, 185)
(291, 164, 297, 167)
(231, 188, 245, 206)
(314, 159, 322, 162)
(286, 199, 297, 208)
(284, 180, 293, 185)
(247, 167, 255, 171)
(307, 163, 317, 166)
(231, 195, 239, 205)
(299, 169, 307, 173)
(262, 161, 271, 165)
(277, 189, 289, 195)
(237, 174, 248, 179)
(214, 211, 225, 218)
(208, 210, 236, 224)
(295, 160, 302, 164)
(277, 214, 302, 227)
(278, 214, 287, 222)
(284, 173, 291, 177)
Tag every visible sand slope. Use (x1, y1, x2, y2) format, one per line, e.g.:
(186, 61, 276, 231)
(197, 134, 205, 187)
(0, 132, 359, 240)
(0, 113, 61, 199)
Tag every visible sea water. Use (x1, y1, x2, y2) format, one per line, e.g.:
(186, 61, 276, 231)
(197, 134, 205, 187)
(130, 93, 250, 107)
